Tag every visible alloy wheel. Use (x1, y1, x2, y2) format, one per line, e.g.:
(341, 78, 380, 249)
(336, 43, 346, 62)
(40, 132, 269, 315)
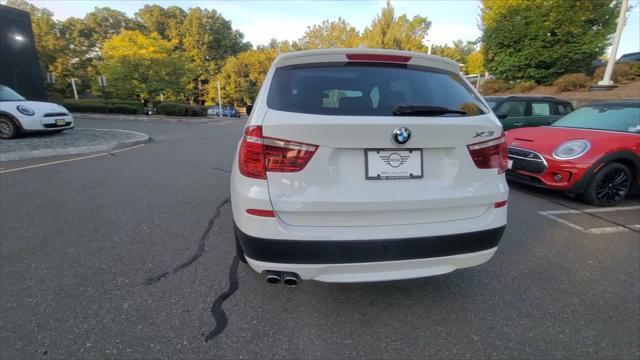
(595, 167, 631, 205)
(0, 119, 15, 139)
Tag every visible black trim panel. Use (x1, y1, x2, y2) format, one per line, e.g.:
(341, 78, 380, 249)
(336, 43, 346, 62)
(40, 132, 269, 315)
(506, 172, 548, 189)
(235, 225, 505, 264)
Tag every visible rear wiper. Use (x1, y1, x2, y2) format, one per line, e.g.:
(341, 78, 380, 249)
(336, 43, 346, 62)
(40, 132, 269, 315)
(393, 104, 467, 116)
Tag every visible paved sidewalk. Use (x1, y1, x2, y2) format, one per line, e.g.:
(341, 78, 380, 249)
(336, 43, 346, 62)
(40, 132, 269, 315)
(0, 128, 149, 161)
(73, 113, 243, 124)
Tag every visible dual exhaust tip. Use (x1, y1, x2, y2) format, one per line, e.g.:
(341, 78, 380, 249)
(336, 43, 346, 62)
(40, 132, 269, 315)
(265, 270, 299, 286)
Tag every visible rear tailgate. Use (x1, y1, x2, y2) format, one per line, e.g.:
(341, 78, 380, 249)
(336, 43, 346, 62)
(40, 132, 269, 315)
(262, 115, 502, 227)
(261, 54, 502, 227)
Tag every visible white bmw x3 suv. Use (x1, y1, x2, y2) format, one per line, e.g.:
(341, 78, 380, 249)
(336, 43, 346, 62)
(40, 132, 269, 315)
(0, 84, 74, 139)
(231, 49, 508, 285)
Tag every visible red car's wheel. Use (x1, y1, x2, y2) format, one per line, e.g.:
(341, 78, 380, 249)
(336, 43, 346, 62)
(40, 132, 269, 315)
(583, 163, 633, 207)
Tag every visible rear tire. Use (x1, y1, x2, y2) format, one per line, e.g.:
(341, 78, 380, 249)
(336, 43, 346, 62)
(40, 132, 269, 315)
(0, 117, 18, 139)
(582, 163, 632, 207)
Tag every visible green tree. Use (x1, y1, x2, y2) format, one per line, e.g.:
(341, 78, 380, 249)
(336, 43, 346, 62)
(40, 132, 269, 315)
(135, 5, 186, 44)
(210, 49, 277, 106)
(451, 40, 477, 61)
(482, 0, 620, 83)
(299, 18, 361, 49)
(182, 7, 251, 77)
(362, 0, 430, 51)
(431, 44, 463, 63)
(83, 7, 140, 50)
(262, 38, 303, 53)
(99, 30, 193, 102)
(465, 50, 485, 75)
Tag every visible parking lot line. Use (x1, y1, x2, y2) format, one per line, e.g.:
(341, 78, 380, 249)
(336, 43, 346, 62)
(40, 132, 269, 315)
(539, 205, 640, 215)
(0, 143, 146, 174)
(539, 206, 640, 235)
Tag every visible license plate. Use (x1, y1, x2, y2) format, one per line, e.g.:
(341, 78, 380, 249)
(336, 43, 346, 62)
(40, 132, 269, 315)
(508, 159, 513, 169)
(365, 149, 423, 180)
(55, 119, 66, 126)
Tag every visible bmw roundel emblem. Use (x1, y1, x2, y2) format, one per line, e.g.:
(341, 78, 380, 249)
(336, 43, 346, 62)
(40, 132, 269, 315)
(392, 127, 411, 145)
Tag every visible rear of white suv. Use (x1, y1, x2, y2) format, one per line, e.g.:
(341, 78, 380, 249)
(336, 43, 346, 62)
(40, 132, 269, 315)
(231, 49, 508, 285)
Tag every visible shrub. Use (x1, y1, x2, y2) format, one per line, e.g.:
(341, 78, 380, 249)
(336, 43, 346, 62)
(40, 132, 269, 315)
(109, 104, 138, 114)
(553, 73, 591, 92)
(62, 100, 109, 113)
(189, 105, 207, 116)
(157, 102, 189, 116)
(592, 63, 639, 83)
(106, 99, 144, 114)
(46, 92, 64, 104)
(480, 79, 512, 94)
(513, 80, 537, 93)
(61, 99, 144, 114)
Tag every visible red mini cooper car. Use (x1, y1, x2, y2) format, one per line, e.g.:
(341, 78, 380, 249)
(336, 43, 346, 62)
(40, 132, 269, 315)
(506, 101, 640, 206)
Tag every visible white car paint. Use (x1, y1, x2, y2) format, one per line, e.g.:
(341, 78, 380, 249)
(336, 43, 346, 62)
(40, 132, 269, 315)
(231, 48, 508, 284)
(0, 85, 73, 138)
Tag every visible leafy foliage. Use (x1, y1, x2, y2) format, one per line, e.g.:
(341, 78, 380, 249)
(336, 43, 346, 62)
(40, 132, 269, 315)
(431, 45, 463, 63)
(592, 63, 640, 83)
(99, 31, 194, 102)
(156, 102, 205, 116)
(299, 18, 361, 49)
(362, 0, 430, 51)
(182, 7, 251, 77)
(513, 80, 537, 93)
(480, 79, 512, 94)
(432, 40, 477, 64)
(553, 73, 591, 92)
(135, 5, 186, 44)
(109, 104, 139, 114)
(209, 49, 277, 106)
(62, 99, 142, 114)
(481, 0, 620, 84)
(465, 50, 485, 75)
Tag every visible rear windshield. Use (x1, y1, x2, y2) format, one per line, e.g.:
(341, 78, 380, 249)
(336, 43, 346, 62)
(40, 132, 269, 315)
(266, 63, 488, 116)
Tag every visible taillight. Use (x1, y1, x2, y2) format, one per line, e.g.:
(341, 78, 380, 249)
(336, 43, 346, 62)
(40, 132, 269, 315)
(238, 126, 266, 179)
(467, 134, 508, 174)
(238, 125, 318, 179)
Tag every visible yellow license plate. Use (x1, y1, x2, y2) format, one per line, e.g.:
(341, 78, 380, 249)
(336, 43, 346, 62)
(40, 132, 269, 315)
(56, 119, 66, 126)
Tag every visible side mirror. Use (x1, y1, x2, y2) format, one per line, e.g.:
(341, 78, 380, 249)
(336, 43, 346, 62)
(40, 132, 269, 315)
(495, 112, 508, 120)
(246, 104, 253, 116)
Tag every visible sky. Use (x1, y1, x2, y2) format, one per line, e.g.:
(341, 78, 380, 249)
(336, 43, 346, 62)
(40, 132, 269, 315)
(16, 0, 640, 55)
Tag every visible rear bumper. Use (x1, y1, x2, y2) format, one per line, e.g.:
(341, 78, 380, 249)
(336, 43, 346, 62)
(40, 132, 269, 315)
(236, 224, 505, 264)
(246, 248, 498, 283)
(236, 225, 505, 282)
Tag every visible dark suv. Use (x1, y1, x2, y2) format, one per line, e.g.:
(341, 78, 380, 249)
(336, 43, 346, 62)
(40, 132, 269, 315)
(484, 96, 574, 130)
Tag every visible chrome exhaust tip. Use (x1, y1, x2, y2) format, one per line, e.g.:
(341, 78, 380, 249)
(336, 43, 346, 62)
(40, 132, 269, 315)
(282, 272, 300, 287)
(265, 271, 282, 284)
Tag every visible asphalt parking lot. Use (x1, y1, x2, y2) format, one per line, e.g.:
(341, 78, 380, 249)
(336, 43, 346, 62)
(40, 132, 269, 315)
(0, 117, 638, 359)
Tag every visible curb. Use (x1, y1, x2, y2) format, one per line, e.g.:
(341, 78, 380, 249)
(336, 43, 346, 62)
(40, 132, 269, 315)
(71, 113, 238, 124)
(0, 129, 150, 162)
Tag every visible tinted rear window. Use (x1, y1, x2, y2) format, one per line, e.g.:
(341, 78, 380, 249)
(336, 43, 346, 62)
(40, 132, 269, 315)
(267, 63, 488, 116)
